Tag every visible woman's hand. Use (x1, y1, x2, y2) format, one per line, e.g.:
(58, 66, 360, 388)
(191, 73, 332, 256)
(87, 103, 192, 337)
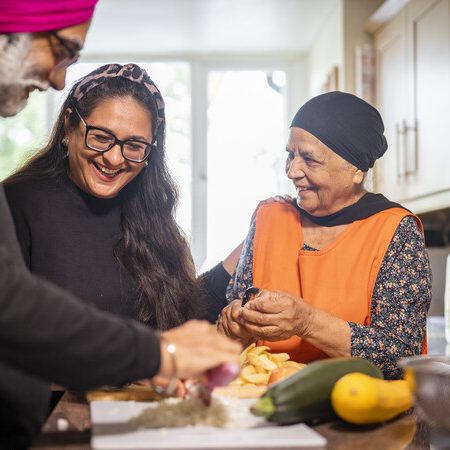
(157, 320, 241, 380)
(238, 290, 314, 341)
(217, 299, 255, 346)
(250, 195, 293, 224)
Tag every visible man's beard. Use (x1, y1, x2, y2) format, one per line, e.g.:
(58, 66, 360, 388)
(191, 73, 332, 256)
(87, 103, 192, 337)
(0, 34, 49, 117)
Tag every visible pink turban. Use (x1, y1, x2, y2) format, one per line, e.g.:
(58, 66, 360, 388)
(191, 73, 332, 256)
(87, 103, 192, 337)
(0, 0, 98, 33)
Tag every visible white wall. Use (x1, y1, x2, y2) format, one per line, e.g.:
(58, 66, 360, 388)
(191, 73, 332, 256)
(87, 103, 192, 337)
(343, 0, 384, 93)
(287, 57, 310, 121)
(307, 0, 344, 97)
(306, 0, 383, 97)
(85, 0, 337, 56)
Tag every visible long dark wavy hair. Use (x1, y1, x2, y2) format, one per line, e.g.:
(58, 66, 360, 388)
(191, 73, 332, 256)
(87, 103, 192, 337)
(5, 67, 204, 330)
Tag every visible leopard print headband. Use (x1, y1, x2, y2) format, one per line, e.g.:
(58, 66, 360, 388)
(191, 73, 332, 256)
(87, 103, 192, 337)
(71, 63, 165, 133)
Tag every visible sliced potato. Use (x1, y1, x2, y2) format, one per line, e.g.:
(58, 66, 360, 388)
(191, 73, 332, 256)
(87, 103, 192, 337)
(268, 352, 290, 366)
(231, 343, 307, 388)
(254, 364, 268, 374)
(229, 377, 245, 386)
(242, 372, 270, 385)
(239, 343, 256, 367)
(281, 361, 307, 369)
(249, 353, 277, 371)
(248, 345, 271, 356)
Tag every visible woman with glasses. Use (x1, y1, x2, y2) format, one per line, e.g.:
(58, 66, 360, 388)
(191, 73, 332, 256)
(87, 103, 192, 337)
(3, 63, 205, 330)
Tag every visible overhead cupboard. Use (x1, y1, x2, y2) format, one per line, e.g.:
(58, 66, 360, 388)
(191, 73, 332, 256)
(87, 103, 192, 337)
(372, 0, 450, 213)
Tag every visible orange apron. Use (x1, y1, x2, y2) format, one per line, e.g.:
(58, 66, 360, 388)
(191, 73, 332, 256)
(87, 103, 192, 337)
(252, 202, 426, 362)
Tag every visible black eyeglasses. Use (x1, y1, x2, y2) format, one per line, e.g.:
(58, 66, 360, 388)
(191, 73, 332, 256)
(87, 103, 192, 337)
(73, 107, 154, 163)
(49, 31, 82, 71)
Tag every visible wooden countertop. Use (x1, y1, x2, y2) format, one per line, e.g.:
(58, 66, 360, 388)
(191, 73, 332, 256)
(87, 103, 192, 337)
(30, 391, 447, 450)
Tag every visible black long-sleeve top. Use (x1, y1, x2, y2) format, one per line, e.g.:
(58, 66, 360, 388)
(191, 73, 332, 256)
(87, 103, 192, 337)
(4, 173, 141, 321)
(0, 184, 161, 448)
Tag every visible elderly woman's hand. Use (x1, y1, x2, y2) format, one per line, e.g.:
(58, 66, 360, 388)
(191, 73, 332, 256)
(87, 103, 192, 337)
(217, 299, 255, 346)
(238, 290, 314, 341)
(250, 195, 293, 224)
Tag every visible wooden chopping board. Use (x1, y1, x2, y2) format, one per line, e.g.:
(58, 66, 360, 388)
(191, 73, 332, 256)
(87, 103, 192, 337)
(87, 384, 267, 402)
(213, 384, 266, 398)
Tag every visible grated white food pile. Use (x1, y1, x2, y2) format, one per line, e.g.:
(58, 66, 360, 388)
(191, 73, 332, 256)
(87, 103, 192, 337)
(130, 396, 247, 429)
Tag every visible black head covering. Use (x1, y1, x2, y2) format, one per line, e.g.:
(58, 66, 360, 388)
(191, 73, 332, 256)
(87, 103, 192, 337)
(290, 91, 387, 172)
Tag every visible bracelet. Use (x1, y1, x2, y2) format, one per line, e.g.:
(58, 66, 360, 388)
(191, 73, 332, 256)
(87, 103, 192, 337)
(152, 334, 178, 396)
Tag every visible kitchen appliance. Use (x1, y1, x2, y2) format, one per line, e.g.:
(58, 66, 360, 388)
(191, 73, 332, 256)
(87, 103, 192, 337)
(399, 355, 450, 433)
(425, 247, 450, 316)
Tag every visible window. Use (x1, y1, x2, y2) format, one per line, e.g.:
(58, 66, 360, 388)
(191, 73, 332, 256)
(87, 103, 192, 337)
(203, 69, 286, 269)
(2, 60, 294, 271)
(0, 91, 47, 181)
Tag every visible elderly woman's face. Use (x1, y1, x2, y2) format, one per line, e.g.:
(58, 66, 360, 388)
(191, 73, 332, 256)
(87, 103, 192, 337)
(65, 96, 153, 199)
(286, 127, 364, 216)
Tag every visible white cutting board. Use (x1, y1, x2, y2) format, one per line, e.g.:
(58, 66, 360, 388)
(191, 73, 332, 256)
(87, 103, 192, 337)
(91, 400, 327, 450)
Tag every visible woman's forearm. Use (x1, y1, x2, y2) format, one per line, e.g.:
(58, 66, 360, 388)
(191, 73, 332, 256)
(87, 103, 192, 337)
(299, 303, 351, 358)
(222, 242, 243, 275)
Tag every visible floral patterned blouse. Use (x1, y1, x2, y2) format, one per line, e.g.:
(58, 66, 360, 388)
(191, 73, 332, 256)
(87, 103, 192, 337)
(225, 215, 432, 379)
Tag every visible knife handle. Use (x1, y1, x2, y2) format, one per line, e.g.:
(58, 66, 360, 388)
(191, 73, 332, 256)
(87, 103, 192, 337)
(241, 286, 260, 307)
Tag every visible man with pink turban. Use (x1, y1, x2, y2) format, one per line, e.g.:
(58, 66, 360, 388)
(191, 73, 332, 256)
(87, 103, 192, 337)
(0, 0, 97, 116)
(0, 2, 240, 449)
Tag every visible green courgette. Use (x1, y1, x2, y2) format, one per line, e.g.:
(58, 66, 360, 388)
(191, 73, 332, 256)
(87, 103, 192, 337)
(251, 357, 383, 425)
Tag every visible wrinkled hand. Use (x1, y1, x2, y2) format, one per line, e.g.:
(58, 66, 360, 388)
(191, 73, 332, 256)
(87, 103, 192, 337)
(250, 195, 293, 224)
(217, 299, 255, 346)
(238, 290, 313, 341)
(157, 320, 242, 380)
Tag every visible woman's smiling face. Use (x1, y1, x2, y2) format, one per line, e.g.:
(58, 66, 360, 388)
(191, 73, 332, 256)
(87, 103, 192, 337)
(65, 96, 153, 199)
(285, 127, 364, 216)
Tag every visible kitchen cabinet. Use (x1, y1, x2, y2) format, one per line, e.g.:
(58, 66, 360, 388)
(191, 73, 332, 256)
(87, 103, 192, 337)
(374, 9, 409, 200)
(374, 0, 450, 212)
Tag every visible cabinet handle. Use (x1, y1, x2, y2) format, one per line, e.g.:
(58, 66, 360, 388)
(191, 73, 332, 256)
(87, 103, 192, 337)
(402, 119, 409, 176)
(409, 120, 418, 175)
(403, 120, 418, 176)
(396, 122, 405, 180)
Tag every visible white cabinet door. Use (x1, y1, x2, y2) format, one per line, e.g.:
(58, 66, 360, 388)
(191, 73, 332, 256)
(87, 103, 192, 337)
(374, 10, 409, 200)
(405, 0, 450, 199)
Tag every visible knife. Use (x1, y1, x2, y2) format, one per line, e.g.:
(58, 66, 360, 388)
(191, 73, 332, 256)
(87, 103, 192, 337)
(241, 286, 260, 307)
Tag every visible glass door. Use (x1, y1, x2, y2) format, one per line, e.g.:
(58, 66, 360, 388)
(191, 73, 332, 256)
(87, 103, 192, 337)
(204, 69, 286, 269)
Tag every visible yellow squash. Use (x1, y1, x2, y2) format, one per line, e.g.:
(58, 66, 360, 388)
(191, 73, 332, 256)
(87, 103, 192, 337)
(331, 372, 413, 425)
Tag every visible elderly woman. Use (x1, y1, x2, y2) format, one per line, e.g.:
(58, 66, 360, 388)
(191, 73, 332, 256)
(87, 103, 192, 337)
(216, 91, 431, 379)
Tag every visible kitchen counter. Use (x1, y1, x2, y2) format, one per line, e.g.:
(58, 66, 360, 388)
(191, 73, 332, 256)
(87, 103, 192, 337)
(30, 391, 450, 450)
(31, 319, 450, 450)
